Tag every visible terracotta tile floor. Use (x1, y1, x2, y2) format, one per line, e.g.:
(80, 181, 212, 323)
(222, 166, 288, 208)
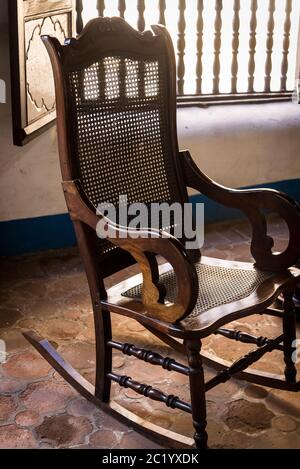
(0, 216, 299, 449)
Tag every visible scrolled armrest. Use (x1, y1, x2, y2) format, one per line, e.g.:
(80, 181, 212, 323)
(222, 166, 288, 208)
(181, 150, 300, 271)
(62, 179, 198, 323)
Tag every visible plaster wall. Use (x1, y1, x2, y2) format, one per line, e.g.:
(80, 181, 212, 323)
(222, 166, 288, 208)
(0, 6, 299, 222)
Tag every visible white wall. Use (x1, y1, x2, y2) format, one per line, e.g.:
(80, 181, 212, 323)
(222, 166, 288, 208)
(0, 16, 65, 222)
(178, 103, 300, 190)
(0, 7, 300, 222)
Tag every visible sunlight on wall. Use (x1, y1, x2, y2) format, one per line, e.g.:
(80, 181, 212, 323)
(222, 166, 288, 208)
(82, 0, 300, 95)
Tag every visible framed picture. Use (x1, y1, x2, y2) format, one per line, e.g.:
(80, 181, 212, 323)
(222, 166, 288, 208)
(8, 0, 75, 146)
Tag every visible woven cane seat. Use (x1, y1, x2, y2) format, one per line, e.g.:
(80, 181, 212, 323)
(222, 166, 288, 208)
(122, 260, 272, 318)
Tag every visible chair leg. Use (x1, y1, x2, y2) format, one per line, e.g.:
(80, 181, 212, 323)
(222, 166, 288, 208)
(185, 339, 208, 449)
(282, 289, 297, 383)
(94, 305, 112, 402)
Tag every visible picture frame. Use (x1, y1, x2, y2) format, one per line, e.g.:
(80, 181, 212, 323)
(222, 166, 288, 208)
(8, 0, 75, 146)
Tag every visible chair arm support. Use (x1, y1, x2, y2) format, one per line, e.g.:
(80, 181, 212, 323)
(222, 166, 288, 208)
(181, 150, 300, 271)
(62, 180, 198, 323)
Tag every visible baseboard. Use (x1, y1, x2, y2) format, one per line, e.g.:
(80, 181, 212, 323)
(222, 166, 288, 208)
(1, 179, 299, 256)
(0, 214, 76, 256)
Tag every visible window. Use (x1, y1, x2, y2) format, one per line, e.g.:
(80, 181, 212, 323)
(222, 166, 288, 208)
(80, 0, 300, 102)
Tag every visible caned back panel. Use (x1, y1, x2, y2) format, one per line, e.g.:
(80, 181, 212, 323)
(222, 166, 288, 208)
(64, 29, 185, 259)
(67, 55, 181, 210)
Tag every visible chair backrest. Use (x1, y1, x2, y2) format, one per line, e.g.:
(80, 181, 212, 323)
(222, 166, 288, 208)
(43, 17, 189, 277)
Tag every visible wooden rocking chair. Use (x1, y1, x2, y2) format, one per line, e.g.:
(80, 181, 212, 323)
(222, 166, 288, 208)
(24, 17, 300, 449)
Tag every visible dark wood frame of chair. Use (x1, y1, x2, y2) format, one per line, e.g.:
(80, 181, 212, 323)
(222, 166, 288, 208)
(24, 17, 300, 449)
